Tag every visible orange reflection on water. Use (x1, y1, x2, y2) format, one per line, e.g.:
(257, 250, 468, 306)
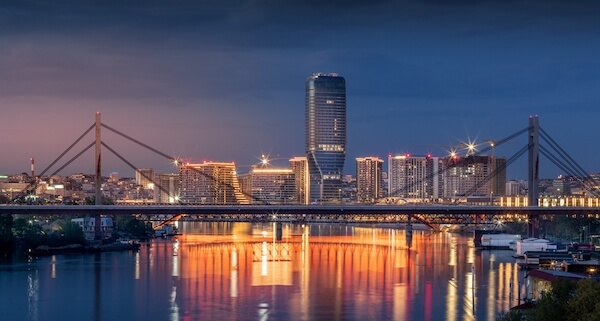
(149, 223, 524, 321)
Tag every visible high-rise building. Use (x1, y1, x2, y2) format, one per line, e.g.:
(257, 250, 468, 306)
(154, 173, 180, 204)
(290, 156, 309, 205)
(238, 168, 296, 204)
(356, 157, 383, 203)
(179, 162, 249, 205)
(305, 73, 346, 204)
(135, 168, 155, 189)
(444, 155, 506, 198)
(506, 180, 521, 196)
(388, 155, 438, 200)
(426, 156, 445, 201)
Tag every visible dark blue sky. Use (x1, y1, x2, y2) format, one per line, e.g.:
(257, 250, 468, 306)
(1, 0, 600, 179)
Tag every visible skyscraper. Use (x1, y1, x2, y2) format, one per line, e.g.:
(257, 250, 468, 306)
(306, 73, 346, 203)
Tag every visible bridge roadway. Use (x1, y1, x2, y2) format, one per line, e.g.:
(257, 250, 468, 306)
(1, 204, 600, 225)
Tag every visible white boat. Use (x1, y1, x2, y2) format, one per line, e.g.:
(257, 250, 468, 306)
(480, 234, 521, 249)
(515, 238, 552, 257)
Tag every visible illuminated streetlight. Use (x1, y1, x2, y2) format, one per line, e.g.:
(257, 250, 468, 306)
(467, 143, 476, 155)
(260, 154, 269, 167)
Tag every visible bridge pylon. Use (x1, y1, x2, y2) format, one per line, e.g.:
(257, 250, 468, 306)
(94, 112, 102, 240)
(527, 116, 540, 237)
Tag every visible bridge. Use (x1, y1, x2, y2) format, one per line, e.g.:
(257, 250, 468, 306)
(2, 204, 600, 228)
(2, 114, 599, 238)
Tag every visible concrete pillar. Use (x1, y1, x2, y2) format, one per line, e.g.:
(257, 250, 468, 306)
(528, 116, 539, 207)
(527, 213, 539, 238)
(95, 112, 102, 240)
(527, 116, 540, 238)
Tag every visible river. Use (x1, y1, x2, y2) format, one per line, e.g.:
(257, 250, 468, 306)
(0, 222, 526, 321)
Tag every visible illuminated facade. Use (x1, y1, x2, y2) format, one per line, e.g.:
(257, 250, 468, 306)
(506, 180, 521, 196)
(238, 168, 296, 204)
(444, 155, 506, 198)
(135, 168, 155, 189)
(290, 156, 309, 205)
(179, 162, 249, 205)
(154, 173, 180, 204)
(306, 73, 346, 203)
(356, 157, 384, 203)
(388, 155, 442, 200)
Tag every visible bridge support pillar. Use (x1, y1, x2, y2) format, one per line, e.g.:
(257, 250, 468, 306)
(94, 112, 102, 240)
(528, 116, 540, 207)
(527, 214, 540, 238)
(275, 222, 282, 241)
(406, 214, 413, 248)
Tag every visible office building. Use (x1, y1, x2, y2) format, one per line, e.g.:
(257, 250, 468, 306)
(306, 73, 346, 203)
(356, 157, 383, 203)
(179, 162, 249, 205)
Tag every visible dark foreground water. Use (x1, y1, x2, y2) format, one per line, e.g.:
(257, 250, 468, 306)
(0, 223, 526, 321)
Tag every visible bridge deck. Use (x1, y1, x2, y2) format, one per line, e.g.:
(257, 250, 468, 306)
(1, 205, 599, 225)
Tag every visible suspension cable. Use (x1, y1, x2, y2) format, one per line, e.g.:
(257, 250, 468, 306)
(12, 141, 95, 202)
(101, 123, 175, 161)
(37, 123, 95, 178)
(474, 126, 531, 156)
(102, 142, 179, 203)
(540, 146, 600, 197)
(387, 126, 530, 200)
(464, 143, 529, 196)
(540, 127, 600, 189)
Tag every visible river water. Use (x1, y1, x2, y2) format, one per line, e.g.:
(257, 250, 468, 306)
(0, 222, 526, 321)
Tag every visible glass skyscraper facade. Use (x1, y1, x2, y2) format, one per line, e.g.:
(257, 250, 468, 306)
(305, 73, 346, 203)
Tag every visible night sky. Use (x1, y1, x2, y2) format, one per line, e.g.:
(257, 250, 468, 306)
(1, 0, 600, 180)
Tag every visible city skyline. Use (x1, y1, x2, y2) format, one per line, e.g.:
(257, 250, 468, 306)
(2, 1, 600, 180)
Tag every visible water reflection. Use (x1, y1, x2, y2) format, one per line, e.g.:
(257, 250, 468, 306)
(1, 222, 527, 321)
(27, 270, 38, 321)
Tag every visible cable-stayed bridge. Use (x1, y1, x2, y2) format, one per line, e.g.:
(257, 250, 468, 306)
(1, 113, 599, 238)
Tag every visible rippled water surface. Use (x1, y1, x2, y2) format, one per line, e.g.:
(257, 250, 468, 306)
(0, 223, 526, 321)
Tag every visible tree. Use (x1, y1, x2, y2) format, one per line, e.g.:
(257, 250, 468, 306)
(58, 221, 85, 245)
(116, 215, 150, 238)
(0, 214, 15, 253)
(566, 278, 600, 321)
(13, 217, 44, 248)
(532, 278, 576, 321)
